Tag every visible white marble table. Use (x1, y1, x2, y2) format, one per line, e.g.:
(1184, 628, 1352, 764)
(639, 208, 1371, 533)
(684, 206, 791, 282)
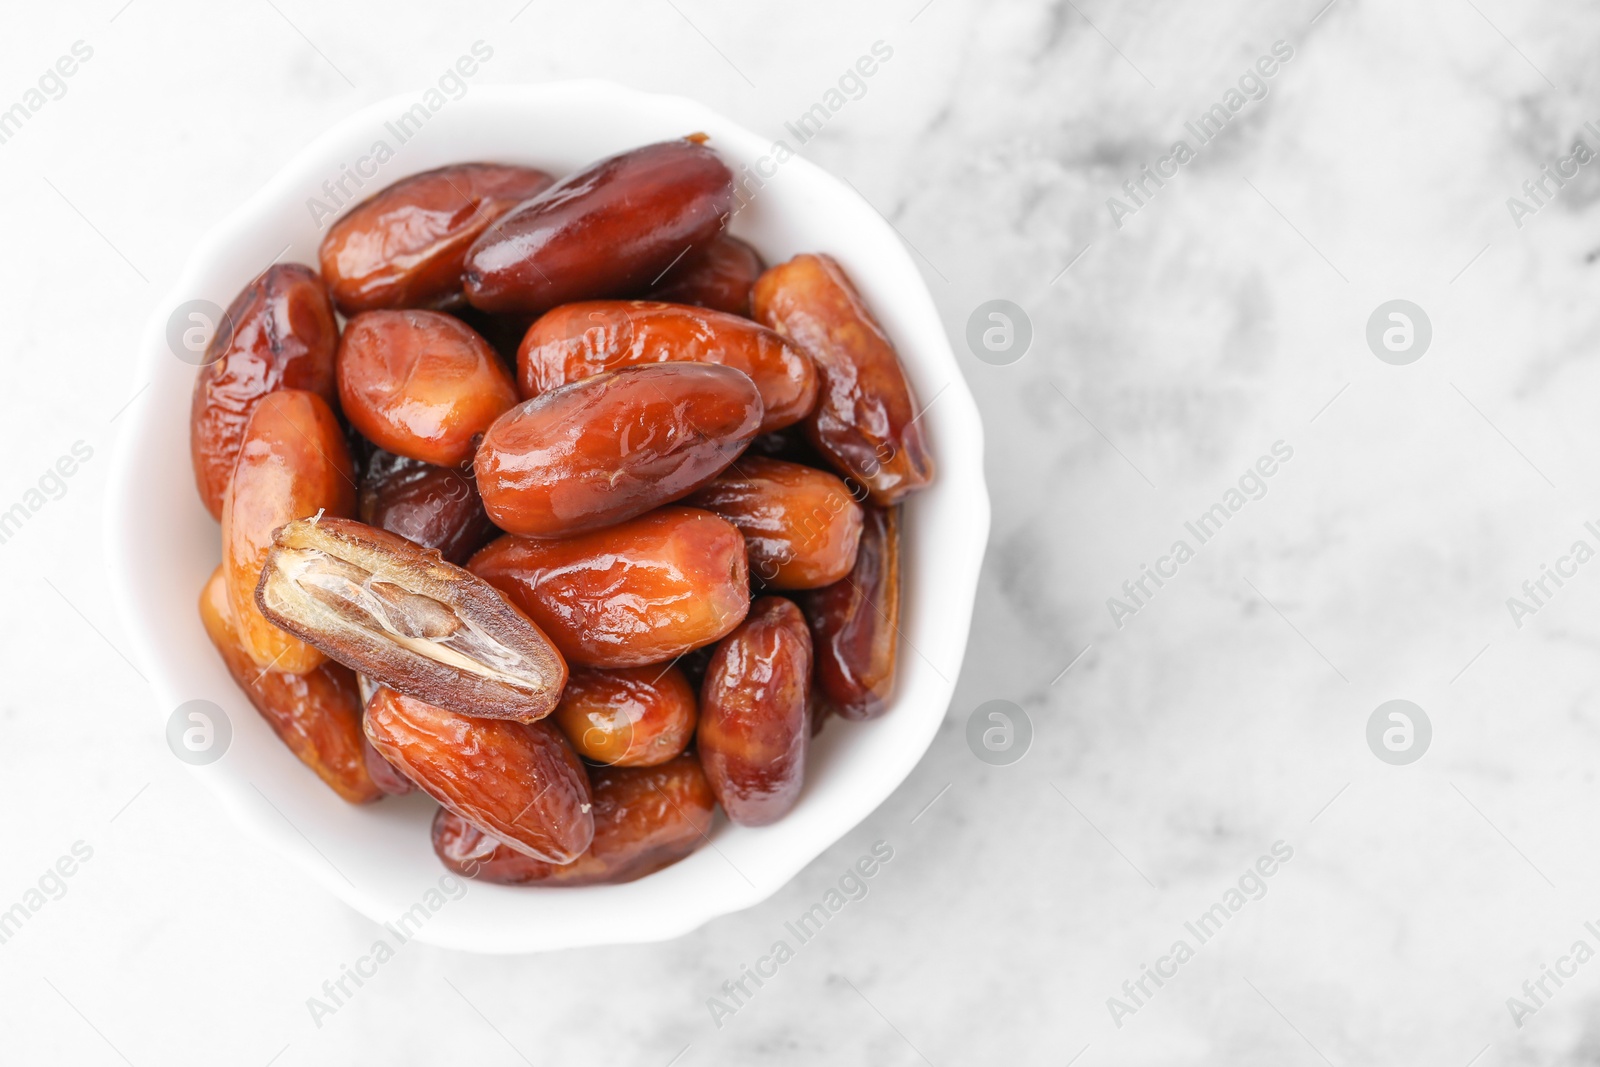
(1, 0, 1595, 1062)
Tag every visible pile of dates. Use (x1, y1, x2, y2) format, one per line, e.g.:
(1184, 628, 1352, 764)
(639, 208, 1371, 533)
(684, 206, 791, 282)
(189, 135, 934, 887)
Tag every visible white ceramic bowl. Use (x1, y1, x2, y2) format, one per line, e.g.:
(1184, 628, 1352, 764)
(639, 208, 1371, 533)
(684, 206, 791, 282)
(105, 81, 989, 953)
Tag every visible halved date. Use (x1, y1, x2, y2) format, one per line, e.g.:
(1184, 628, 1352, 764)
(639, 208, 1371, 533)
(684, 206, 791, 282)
(319, 163, 554, 315)
(190, 263, 339, 520)
(475, 363, 762, 538)
(365, 687, 593, 863)
(752, 254, 934, 505)
(359, 448, 496, 565)
(698, 596, 811, 826)
(469, 506, 750, 668)
(433, 753, 713, 885)
(801, 505, 900, 720)
(221, 389, 355, 673)
(552, 665, 697, 767)
(463, 139, 734, 315)
(254, 516, 568, 721)
(645, 234, 764, 315)
(338, 310, 518, 468)
(199, 566, 381, 804)
(687, 456, 864, 590)
(516, 301, 815, 432)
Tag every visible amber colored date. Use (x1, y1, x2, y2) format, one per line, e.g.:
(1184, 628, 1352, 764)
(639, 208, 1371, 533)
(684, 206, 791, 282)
(469, 507, 750, 668)
(801, 505, 900, 720)
(199, 566, 381, 804)
(463, 139, 734, 315)
(365, 687, 593, 863)
(516, 301, 815, 432)
(338, 310, 518, 468)
(190, 263, 339, 520)
(645, 234, 764, 315)
(358, 448, 496, 565)
(255, 517, 568, 722)
(221, 390, 355, 673)
(698, 596, 811, 826)
(433, 754, 714, 885)
(475, 363, 762, 539)
(687, 456, 864, 590)
(553, 665, 697, 767)
(752, 254, 934, 505)
(319, 163, 554, 315)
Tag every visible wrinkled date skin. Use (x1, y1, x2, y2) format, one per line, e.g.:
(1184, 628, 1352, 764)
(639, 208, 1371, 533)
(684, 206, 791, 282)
(463, 139, 735, 315)
(752, 254, 935, 506)
(338, 310, 519, 468)
(553, 665, 697, 767)
(359, 448, 497, 565)
(256, 517, 569, 722)
(433, 753, 714, 885)
(645, 234, 764, 315)
(319, 163, 554, 315)
(475, 363, 762, 538)
(687, 456, 864, 590)
(199, 567, 381, 804)
(698, 596, 811, 826)
(190, 263, 339, 520)
(469, 507, 750, 668)
(356, 672, 414, 795)
(365, 687, 593, 863)
(801, 505, 900, 720)
(222, 390, 355, 673)
(516, 301, 815, 433)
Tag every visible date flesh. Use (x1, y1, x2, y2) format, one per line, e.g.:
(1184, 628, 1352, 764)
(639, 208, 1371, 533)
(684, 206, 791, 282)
(190, 263, 339, 520)
(475, 363, 762, 538)
(752, 254, 934, 505)
(801, 505, 900, 720)
(359, 448, 496, 565)
(516, 301, 815, 432)
(255, 517, 568, 722)
(698, 596, 811, 826)
(221, 390, 355, 672)
(464, 139, 734, 315)
(433, 754, 713, 885)
(687, 456, 864, 590)
(645, 234, 763, 315)
(365, 687, 593, 863)
(319, 163, 554, 315)
(338, 310, 518, 468)
(553, 665, 697, 767)
(469, 507, 750, 668)
(199, 566, 381, 804)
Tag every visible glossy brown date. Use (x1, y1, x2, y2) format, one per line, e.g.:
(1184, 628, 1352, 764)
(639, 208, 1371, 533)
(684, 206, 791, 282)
(255, 517, 569, 721)
(190, 263, 339, 520)
(645, 234, 763, 315)
(338, 310, 518, 468)
(319, 163, 554, 315)
(358, 448, 496, 565)
(365, 687, 593, 863)
(475, 363, 762, 538)
(199, 566, 381, 803)
(552, 665, 696, 767)
(463, 139, 734, 315)
(432, 753, 714, 885)
(801, 505, 900, 720)
(469, 507, 750, 668)
(698, 596, 811, 826)
(752, 254, 934, 506)
(516, 301, 815, 432)
(221, 390, 355, 673)
(687, 456, 864, 590)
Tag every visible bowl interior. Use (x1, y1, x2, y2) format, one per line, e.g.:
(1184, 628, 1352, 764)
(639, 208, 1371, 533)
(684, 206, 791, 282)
(105, 81, 989, 953)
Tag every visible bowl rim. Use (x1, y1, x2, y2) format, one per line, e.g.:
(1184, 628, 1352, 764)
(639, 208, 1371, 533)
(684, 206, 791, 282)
(103, 79, 990, 953)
